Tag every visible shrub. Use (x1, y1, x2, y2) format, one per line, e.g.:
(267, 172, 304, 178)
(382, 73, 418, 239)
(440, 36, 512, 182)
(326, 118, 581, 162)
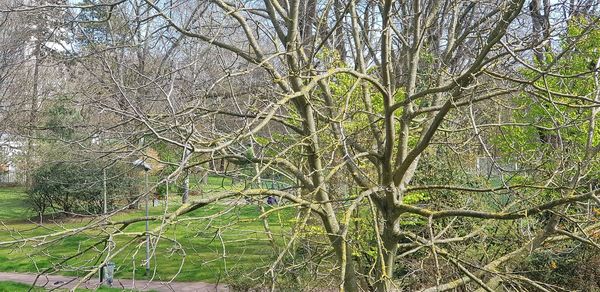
(28, 161, 135, 217)
(523, 244, 600, 290)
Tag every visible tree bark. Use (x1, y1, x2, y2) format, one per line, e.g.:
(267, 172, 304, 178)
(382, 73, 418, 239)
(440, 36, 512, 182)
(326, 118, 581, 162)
(181, 170, 189, 204)
(26, 40, 40, 187)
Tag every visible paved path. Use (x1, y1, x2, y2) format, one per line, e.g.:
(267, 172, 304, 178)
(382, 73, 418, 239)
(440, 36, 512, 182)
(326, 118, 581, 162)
(0, 272, 230, 291)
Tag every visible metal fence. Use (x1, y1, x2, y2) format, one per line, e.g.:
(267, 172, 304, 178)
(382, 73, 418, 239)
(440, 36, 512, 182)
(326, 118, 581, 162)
(476, 157, 519, 177)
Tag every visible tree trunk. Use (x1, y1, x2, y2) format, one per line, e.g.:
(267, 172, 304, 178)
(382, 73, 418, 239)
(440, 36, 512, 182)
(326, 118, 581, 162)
(374, 221, 399, 291)
(332, 238, 360, 292)
(26, 41, 40, 187)
(181, 170, 189, 204)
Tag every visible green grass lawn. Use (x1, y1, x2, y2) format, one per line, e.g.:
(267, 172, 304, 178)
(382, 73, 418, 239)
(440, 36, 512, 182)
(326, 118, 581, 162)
(0, 281, 43, 292)
(0, 281, 144, 291)
(0, 187, 33, 221)
(0, 183, 293, 285)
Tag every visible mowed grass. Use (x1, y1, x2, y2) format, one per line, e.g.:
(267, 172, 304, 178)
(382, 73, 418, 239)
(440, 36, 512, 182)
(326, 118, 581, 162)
(0, 281, 145, 291)
(0, 187, 33, 221)
(0, 183, 293, 284)
(0, 281, 44, 292)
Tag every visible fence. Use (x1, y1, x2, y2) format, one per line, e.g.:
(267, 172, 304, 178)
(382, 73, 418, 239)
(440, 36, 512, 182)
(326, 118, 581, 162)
(476, 157, 519, 177)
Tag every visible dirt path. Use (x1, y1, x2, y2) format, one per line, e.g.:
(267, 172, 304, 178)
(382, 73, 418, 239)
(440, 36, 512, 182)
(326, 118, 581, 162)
(0, 272, 230, 291)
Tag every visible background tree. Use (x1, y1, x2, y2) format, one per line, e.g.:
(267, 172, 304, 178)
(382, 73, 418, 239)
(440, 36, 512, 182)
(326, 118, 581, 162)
(0, 1, 600, 291)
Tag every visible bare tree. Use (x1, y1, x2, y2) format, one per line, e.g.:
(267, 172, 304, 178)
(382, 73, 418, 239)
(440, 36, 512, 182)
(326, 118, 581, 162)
(1, 0, 600, 291)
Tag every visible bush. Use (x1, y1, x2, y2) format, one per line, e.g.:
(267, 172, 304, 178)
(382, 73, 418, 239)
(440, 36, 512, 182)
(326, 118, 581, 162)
(523, 244, 600, 290)
(156, 181, 178, 199)
(28, 161, 135, 217)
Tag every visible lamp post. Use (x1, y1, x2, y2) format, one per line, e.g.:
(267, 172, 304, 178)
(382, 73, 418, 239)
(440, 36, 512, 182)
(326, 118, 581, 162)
(100, 167, 109, 286)
(103, 168, 107, 214)
(133, 159, 152, 276)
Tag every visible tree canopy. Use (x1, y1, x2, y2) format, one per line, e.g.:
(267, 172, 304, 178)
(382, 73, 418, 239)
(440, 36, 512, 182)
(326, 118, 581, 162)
(0, 0, 599, 291)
